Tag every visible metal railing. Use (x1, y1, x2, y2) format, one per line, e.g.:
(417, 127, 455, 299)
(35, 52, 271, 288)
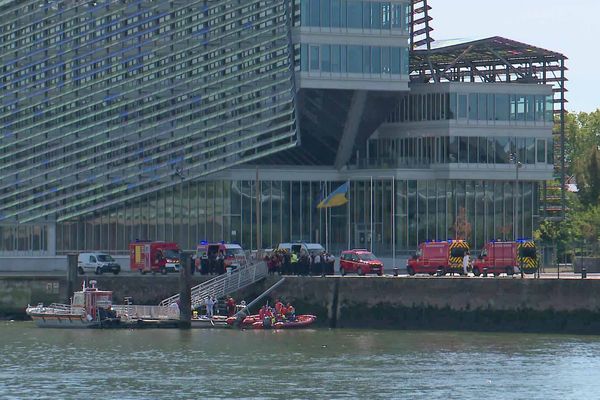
(27, 303, 85, 316)
(159, 262, 268, 309)
(112, 305, 180, 321)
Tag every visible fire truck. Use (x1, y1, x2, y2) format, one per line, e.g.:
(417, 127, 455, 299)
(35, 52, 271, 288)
(129, 240, 181, 275)
(473, 240, 538, 276)
(407, 240, 470, 276)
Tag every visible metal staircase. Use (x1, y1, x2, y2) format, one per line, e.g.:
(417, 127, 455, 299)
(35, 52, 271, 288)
(159, 262, 268, 308)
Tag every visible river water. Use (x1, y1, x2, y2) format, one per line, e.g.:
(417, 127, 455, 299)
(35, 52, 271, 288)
(1, 322, 599, 399)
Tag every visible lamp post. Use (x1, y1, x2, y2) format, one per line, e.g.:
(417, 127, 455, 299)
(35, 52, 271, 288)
(509, 153, 523, 241)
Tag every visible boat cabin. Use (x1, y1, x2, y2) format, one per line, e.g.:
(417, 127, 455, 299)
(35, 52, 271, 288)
(73, 280, 114, 320)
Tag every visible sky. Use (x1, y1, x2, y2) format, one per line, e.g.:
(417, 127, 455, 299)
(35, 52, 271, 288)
(429, 0, 599, 113)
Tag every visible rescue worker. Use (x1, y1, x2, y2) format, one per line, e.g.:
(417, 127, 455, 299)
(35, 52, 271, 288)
(285, 303, 295, 321)
(200, 252, 209, 275)
(226, 296, 236, 317)
(463, 251, 471, 276)
(314, 252, 322, 276)
(155, 249, 166, 273)
(205, 296, 214, 318)
(208, 252, 216, 275)
(217, 250, 225, 275)
(283, 250, 291, 275)
(290, 252, 299, 275)
(274, 298, 283, 317)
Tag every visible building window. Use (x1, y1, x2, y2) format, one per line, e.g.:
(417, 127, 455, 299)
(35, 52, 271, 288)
(310, 45, 320, 71)
(321, 44, 331, 72)
(348, 45, 362, 73)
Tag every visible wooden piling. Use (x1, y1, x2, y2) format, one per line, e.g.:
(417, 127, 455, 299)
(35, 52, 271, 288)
(178, 252, 192, 329)
(66, 253, 78, 304)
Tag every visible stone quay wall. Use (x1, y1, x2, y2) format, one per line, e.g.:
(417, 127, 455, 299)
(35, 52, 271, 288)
(4, 275, 600, 334)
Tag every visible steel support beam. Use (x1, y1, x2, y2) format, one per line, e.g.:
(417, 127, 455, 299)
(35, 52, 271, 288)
(334, 91, 368, 170)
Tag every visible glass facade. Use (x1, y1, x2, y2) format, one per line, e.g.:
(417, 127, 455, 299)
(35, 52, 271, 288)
(388, 92, 555, 123)
(300, 0, 410, 33)
(0, 1, 552, 259)
(0, 224, 48, 252)
(0, 0, 297, 224)
(301, 43, 409, 75)
(33, 178, 538, 256)
(366, 136, 553, 168)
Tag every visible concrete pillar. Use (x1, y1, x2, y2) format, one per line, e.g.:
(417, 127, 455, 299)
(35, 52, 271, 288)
(178, 252, 192, 329)
(66, 253, 78, 304)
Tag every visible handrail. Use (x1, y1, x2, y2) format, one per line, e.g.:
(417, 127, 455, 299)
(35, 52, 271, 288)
(112, 304, 179, 321)
(159, 262, 268, 309)
(28, 303, 85, 316)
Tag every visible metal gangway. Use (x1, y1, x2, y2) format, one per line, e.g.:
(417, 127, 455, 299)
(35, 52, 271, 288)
(159, 262, 268, 309)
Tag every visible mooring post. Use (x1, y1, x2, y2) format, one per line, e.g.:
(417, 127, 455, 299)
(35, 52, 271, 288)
(179, 251, 192, 329)
(66, 253, 78, 304)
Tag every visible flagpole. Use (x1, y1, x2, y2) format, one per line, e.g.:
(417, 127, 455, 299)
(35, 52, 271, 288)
(370, 176, 373, 252)
(392, 177, 395, 270)
(347, 180, 351, 250)
(325, 182, 329, 252)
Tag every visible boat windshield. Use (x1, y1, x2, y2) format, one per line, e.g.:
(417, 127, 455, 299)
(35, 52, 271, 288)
(358, 253, 376, 261)
(97, 255, 114, 262)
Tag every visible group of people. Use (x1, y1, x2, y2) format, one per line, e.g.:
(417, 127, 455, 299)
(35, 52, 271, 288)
(194, 251, 227, 275)
(259, 298, 296, 327)
(265, 249, 335, 276)
(193, 295, 242, 319)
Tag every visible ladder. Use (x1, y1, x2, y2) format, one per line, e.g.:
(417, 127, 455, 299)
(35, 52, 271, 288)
(159, 262, 268, 308)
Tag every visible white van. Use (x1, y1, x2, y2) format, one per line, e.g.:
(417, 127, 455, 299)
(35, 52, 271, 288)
(77, 253, 121, 275)
(277, 242, 326, 257)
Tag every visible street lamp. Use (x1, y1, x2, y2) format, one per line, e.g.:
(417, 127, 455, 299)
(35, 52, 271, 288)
(509, 153, 523, 240)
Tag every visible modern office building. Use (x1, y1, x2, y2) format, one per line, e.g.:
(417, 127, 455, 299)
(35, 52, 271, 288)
(0, 0, 566, 257)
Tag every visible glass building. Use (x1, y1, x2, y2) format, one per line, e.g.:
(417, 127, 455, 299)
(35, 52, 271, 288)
(0, 0, 566, 258)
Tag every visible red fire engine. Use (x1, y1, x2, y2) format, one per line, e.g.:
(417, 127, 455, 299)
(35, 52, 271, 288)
(129, 240, 181, 275)
(473, 240, 538, 276)
(407, 240, 470, 276)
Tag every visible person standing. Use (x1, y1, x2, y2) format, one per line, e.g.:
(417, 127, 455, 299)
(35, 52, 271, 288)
(205, 296, 214, 318)
(463, 251, 470, 276)
(314, 252, 321, 276)
(212, 296, 219, 315)
(200, 252, 209, 275)
(226, 296, 236, 317)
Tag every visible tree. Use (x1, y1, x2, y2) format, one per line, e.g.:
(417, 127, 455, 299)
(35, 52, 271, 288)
(566, 110, 600, 207)
(453, 207, 471, 240)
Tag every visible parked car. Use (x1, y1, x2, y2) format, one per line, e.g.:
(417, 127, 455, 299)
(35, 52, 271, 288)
(339, 249, 383, 276)
(78, 252, 121, 275)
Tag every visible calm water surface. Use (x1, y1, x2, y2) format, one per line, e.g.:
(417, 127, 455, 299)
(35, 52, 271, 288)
(1, 322, 599, 399)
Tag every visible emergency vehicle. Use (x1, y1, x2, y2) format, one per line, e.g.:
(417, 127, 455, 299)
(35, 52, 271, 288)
(129, 240, 181, 274)
(339, 249, 384, 276)
(473, 240, 538, 276)
(407, 240, 470, 276)
(195, 242, 247, 271)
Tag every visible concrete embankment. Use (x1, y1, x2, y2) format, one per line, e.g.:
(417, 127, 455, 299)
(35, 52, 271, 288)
(4, 275, 600, 334)
(266, 276, 600, 334)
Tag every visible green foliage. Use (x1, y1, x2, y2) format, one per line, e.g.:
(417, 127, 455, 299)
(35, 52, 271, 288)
(566, 110, 600, 207)
(540, 110, 600, 259)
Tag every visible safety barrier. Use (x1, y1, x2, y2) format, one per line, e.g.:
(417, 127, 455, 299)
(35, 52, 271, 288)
(159, 262, 268, 309)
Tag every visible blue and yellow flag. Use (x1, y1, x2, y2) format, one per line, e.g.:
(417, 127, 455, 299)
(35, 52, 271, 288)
(317, 181, 349, 209)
